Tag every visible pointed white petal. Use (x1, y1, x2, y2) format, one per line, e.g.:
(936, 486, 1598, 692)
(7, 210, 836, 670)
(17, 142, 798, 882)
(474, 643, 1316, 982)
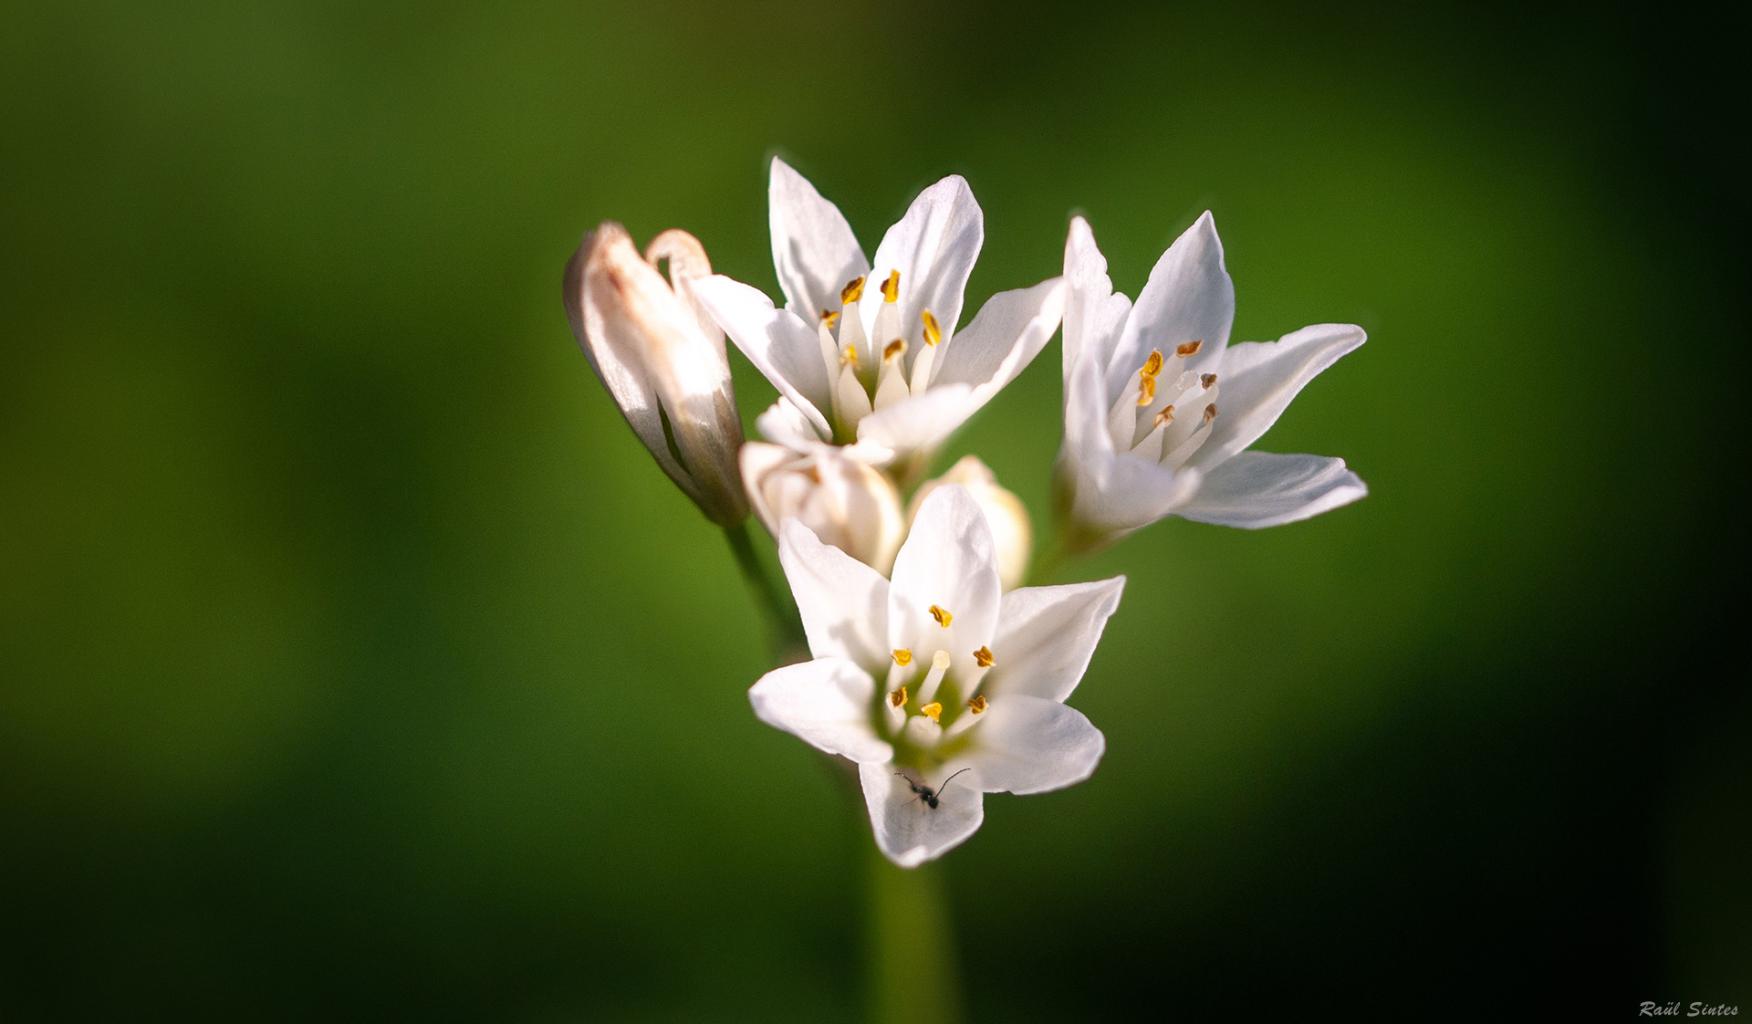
(863, 175, 983, 345)
(691, 274, 834, 439)
(1191, 323, 1366, 468)
(755, 398, 828, 451)
(779, 518, 890, 667)
(1174, 451, 1366, 529)
(932, 278, 1065, 410)
(1108, 211, 1233, 396)
(1062, 217, 1133, 377)
(989, 577, 1125, 702)
(887, 486, 1001, 683)
(749, 658, 892, 764)
(853, 383, 977, 460)
(769, 157, 869, 320)
(860, 761, 985, 867)
(965, 695, 1104, 795)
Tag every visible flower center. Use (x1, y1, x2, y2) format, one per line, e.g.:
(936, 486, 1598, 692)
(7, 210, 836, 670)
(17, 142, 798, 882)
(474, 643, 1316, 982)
(1106, 344, 1220, 469)
(876, 612, 996, 770)
(816, 270, 945, 441)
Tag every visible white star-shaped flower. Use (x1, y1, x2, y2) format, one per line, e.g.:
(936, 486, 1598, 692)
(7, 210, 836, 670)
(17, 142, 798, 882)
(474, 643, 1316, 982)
(1057, 214, 1368, 544)
(750, 485, 1123, 866)
(691, 158, 1064, 473)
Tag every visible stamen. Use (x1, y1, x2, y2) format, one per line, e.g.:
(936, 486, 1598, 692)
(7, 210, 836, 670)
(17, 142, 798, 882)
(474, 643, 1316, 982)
(889, 685, 909, 708)
(1154, 404, 1176, 427)
(1201, 372, 1218, 389)
(967, 694, 988, 714)
(920, 701, 943, 723)
(892, 648, 913, 666)
(1176, 340, 1203, 357)
(973, 646, 994, 668)
(918, 649, 951, 703)
(883, 338, 907, 361)
(840, 276, 866, 304)
(821, 309, 840, 329)
(929, 605, 953, 627)
(841, 344, 859, 367)
(921, 309, 942, 346)
(1203, 403, 1218, 423)
(1136, 349, 1164, 406)
(880, 270, 900, 303)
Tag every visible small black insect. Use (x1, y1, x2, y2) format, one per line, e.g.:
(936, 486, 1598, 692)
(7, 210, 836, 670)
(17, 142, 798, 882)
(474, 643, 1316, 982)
(894, 768, 971, 810)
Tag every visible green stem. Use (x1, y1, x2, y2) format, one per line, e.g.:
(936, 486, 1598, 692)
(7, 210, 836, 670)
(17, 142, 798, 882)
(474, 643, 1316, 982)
(722, 521, 806, 654)
(866, 848, 962, 1024)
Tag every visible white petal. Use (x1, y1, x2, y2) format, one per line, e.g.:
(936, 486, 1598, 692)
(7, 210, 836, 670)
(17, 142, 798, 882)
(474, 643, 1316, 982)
(887, 485, 1001, 683)
(932, 278, 1065, 411)
(860, 760, 985, 867)
(779, 518, 890, 667)
(749, 658, 892, 764)
(769, 157, 869, 320)
(1108, 211, 1233, 396)
(755, 398, 829, 451)
(1174, 452, 1367, 529)
(1191, 323, 1366, 468)
(965, 695, 1104, 795)
(989, 577, 1125, 702)
(863, 175, 983, 345)
(1062, 216, 1133, 377)
(690, 274, 834, 439)
(854, 383, 977, 460)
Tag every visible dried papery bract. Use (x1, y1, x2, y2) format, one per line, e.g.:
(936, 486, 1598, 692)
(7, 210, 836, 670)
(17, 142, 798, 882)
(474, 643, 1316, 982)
(742, 441, 905, 574)
(908, 455, 1032, 590)
(563, 222, 748, 525)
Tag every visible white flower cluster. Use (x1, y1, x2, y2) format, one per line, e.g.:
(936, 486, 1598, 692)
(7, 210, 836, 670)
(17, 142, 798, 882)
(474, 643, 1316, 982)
(563, 158, 1367, 865)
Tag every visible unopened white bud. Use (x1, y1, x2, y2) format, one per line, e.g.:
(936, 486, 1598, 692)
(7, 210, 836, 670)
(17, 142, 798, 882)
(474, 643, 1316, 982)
(742, 442, 904, 573)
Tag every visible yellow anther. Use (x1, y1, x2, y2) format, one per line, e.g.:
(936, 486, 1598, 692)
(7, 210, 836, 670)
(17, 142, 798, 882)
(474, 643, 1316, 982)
(1201, 372, 1218, 389)
(880, 269, 900, 303)
(821, 309, 840, 329)
(841, 344, 859, 366)
(973, 646, 994, 668)
(889, 685, 909, 708)
(920, 701, 943, 723)
(883, 338, 907, 361)
(1176, 339, 1203, 357)
(920, 309, 942, 346)
(893, 648, 913, 666)
(1154, 404, 1176, 427)
(1203, 403, 1218, 423)
(1137, 374, 1157, 407)
(1141, 350, 1165, 378)
(967, 694, 988, 714)
(841, 276, 866, 304)
(929, 605, 953, 627)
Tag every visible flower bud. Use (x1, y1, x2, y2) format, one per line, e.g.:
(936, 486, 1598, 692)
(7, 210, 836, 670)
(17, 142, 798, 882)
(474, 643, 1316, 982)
(742, 442, 904, 573)
(909, 456, 1032, 588)
(563, 222, 748, 525)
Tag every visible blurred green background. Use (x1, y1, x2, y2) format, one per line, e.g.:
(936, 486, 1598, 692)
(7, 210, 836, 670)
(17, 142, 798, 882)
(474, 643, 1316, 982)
(3, 1, 1745, 1018)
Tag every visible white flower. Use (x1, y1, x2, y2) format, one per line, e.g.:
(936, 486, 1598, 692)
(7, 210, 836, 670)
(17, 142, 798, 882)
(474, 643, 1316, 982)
(563, 223, 748, 525)
(742, 441, 905, 573)
(749, 485, 1123, 867)
(1057, 214, 1367, 543)
(908, 456, 1032, 590)
(690, 158, 1064, 473)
